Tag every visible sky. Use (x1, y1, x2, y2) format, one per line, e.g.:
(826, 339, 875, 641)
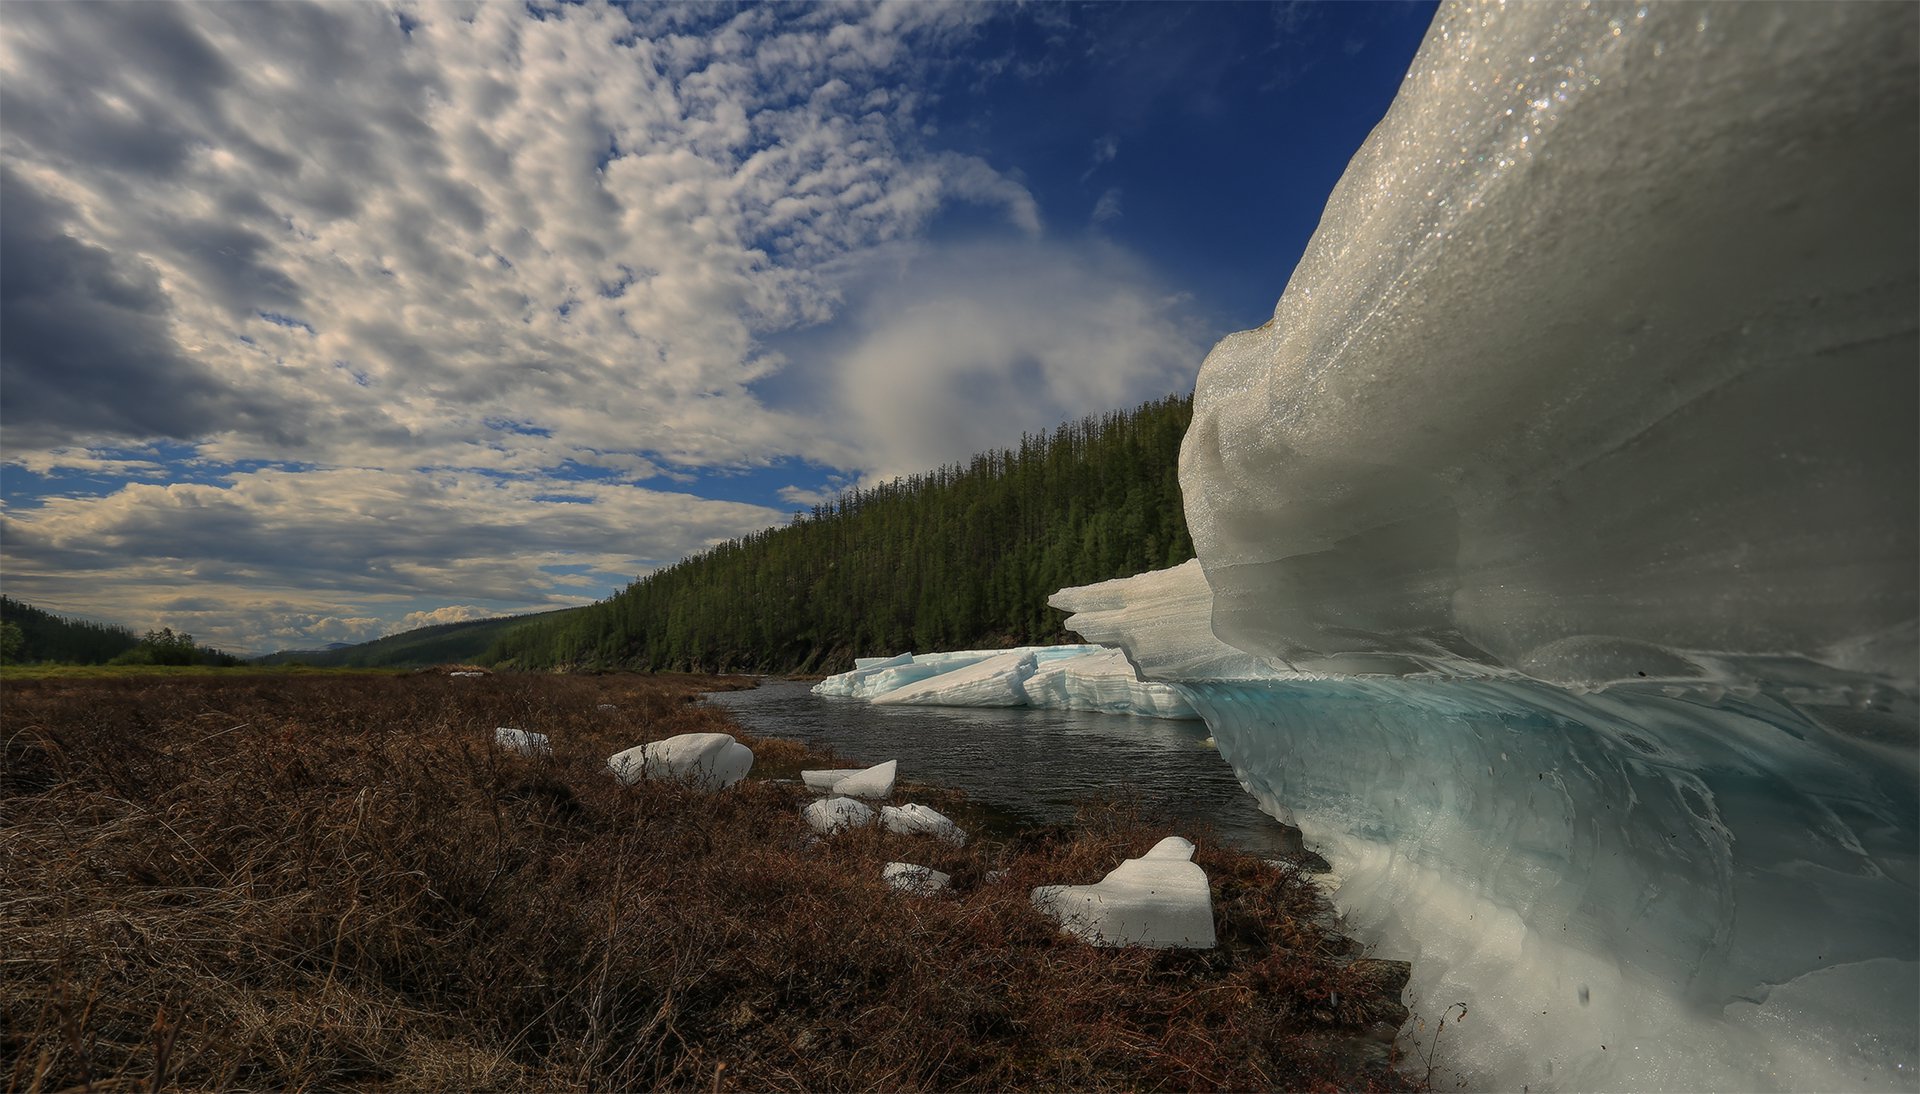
(0, 0, 1436, 656)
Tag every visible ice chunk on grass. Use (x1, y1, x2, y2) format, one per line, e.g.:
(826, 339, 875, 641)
(881, 803, 966, 845)
(883, 862, 951, 894)
(830, 759, 897, 799)
(801, 768, 865, 792)
(607, 732, 753, 789)
(1033, 836, 1215, 949)
(494, 726, 550, 756)
(804, 796, 873, 834)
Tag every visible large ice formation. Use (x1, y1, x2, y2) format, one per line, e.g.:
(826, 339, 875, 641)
(608, 733, 754, 790)
(1032, 835, 1216, 949)
(1049, 2, 1917, 1090)
(814, 644, 1198, 719)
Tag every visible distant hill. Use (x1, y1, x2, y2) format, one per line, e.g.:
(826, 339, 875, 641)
(486, 393, 1196, 674)
(255, 609, 576, 668)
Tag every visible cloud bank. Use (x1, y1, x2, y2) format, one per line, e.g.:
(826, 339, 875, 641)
(0, 1, 1207, 652)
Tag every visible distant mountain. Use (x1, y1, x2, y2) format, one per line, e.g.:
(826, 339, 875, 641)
(254, 609, 576, 668)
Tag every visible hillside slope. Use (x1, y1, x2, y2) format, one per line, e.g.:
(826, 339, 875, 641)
(0, 597, 140, 664)
(487, 394, 1195, 673)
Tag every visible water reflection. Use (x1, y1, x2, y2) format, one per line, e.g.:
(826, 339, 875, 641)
(706, 679, 1299, 856)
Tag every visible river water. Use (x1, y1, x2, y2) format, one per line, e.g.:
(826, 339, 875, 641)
(706, 679, 1301, 857)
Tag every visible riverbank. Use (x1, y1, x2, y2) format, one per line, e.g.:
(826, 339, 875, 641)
(4, 671, 1420, 1091)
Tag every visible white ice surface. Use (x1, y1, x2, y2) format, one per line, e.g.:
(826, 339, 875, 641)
(493, 726, 550, 756)
(1049, 2, 1917, 1088)
(880, 803, 966, 845)
(607, 732, 753, 790)
(1176, 1, 1915, 691)
(830, 759, 897, 799)
(871, 650, 1038, 707)
(800, 768, 865, 792)
(814, 652, 919, 698)
(883, 862, 951, 894)
(1048, 561, 1272, 682)
(1032, 835, 1215, 949)
(1022, 647, 1200, 720)
(814, 646, 1105, 701)
(818, 644, 1196, 720)
(803, 796, 873, 834)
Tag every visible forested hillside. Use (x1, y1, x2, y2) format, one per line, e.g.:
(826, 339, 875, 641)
(0, 597, 140, 664)
(0, 598, 240, 666)
(487, 394, 1195, 673)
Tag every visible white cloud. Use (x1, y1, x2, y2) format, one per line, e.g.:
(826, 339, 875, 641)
(0, 2, 1211, 652)
(1092, 187, 1124, 225)
(829, 239, 1203, 482)
(0, 466, 784, 654)
(396, 604, 494, 632)
(0, 1, 1029, 472)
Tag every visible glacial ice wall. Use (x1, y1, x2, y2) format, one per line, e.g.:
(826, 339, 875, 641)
(1052, 1, 1917, 1090)
(1180, 0, 1916, 691)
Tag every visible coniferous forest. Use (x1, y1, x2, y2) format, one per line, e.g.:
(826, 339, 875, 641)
(486, 394, 1196, 673)
(0, 597, 140, 664)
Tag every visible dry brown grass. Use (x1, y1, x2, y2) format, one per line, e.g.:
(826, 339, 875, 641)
(2, 672, 1417, 1092)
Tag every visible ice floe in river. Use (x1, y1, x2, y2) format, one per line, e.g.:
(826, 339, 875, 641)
(1043, 2, 1917, 1090)
(814, 644, 1197, 720)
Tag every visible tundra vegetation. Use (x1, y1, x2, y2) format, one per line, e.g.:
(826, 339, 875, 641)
(4, 671, 1417, 1092)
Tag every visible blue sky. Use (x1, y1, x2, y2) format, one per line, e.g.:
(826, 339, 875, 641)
(0, 0, 1435, 654)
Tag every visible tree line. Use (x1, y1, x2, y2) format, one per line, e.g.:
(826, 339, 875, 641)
(485, 393, 1196, 673)
(0, 597, 241, 667)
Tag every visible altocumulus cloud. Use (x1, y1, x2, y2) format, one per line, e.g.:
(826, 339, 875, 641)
(0, 1, 1205, 653)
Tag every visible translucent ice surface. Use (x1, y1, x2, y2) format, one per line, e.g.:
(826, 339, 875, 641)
(1178, 0, 1916, 690)
(1050, 1, 1917, 1089)
(1023, 648, 1199, 720)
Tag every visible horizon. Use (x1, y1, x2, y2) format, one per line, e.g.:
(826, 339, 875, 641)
(0, 1, 1437, 655)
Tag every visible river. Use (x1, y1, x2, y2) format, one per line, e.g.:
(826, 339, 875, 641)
(706, 679, 1302, 857)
